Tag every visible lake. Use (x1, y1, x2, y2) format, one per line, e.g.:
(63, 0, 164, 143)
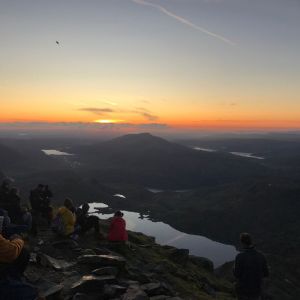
(88, 203, 238, 267)
(229, 152, 265, 160)
(192, 146, 265, 160)
(42, 149, 73, 156)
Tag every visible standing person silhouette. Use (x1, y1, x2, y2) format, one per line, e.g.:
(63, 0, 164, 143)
(234, 233, 269, 300)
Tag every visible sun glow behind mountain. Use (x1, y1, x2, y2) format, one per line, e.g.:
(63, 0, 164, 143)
(94, 119, 124, 124)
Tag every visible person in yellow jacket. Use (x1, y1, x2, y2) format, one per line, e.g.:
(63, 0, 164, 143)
(57, 198, 76, 236)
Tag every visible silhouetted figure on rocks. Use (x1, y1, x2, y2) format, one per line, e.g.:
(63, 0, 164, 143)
(108, 211, 128, 242)
(7, 188, 32, 229)
(234, 233, 269, 300)
(30, 184, 53, 225)
(76, 203, 99, 235)
(0, 178, 13, 206)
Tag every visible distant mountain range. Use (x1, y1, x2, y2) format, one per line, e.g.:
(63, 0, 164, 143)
(71, 133, 267, 189)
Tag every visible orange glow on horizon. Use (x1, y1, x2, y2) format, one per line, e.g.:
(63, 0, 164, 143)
(94, 119, 124, 124)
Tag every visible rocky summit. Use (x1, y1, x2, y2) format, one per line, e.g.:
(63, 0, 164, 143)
(24, 219, 235, 300)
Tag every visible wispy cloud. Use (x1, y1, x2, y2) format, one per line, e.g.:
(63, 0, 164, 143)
(79, 107, 115, 115)
(131, 0, 235, 45)
(134, 107, 159, 121)
(103, 100, 118, 106)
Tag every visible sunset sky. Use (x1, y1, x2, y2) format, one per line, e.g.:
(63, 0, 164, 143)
(1, 0, 300, 134)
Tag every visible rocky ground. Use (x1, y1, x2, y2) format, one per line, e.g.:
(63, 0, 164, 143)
(24, 219, 235, 300)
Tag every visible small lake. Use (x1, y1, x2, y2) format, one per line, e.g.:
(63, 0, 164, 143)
(42, 149, 74, 156)
(193, 147, 217, 152)
(147, 188, 191, 193)
(89, 203, 238, 267)
(229, 152, 264, 160)
(192, 146, 265, 160)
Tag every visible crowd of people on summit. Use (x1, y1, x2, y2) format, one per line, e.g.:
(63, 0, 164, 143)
(0, 178, 269, 300)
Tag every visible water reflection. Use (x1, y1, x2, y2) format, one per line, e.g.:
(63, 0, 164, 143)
(89, 203, 238, 267)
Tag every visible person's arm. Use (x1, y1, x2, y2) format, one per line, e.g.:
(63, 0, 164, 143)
(233, 254, 242, 279)
(262, 254, 269, 277)
(0, 234, 24, 263)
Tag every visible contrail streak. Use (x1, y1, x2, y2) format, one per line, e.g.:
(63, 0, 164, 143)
(131, 0, 235, 46)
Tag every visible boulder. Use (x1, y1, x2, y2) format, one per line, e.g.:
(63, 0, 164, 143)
(35, 279, 64, 299)
(52, 239, 78, 249)
(168, 249, 189, 265)
(122, 285, 149, 300)
(38, 253, 76, 271)
(103, 284, 127, 298)
(93, 247, 114, 255)
(80, 249, 96, 256)
(72, 293, 99, 300)
(189, 255, 214, 272)
(71, 275, 116, 293)
(141, 282, 175, 297)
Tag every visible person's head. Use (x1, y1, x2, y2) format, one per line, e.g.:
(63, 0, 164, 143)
(114, 210, 124, 217)
(10, 187, 19, 195)
(64, 198, 74, 211)
(2, 178, 13, 189)
(82, 203, 90, 214)
(37, 184, 44, 191)
(240, 232, 253, 247)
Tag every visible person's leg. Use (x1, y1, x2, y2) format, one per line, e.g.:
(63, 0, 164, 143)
(81, 216, 99, 233)
(3, 224, 29, 238)
(0, 277, 39, 300)
(46, 206, 53, 225)
(8, 247, 30, 278)
(22, 212, 32, 230)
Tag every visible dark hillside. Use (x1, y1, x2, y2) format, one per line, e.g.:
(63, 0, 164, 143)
(72, 133, 268, 189)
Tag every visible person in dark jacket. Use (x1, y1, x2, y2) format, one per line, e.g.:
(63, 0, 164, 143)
(0, 179, 12, 206)
(30, 184, 53, 225)
(75, 203, 99, 235)
(108, 211, 128, 242)
(233, 233, 269, 300)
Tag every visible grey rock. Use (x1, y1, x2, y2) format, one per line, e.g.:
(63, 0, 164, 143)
(38, 253, 76, 271)
(35, 279, 63, 298)
(122, 285, 149, 300)
(141, 283, 175, 297)
(72, 293, 99, 300)
(52, 239, 78, 249)
(80, 249, 96, 256)
(189, 255, 214, 272)
(78, 254, 126, 267)
(72, 293, 89, 300)
(141, 283, 161, 296)
(149, 296, 169, 300)
(168, 249, 189, 265)
(71, 275, 116, 293)
(103, 284, 127, 298)
(92, 266, 119, 276)
(93, 247, 114, 255)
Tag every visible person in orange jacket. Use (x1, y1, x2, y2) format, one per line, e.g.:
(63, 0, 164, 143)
(0, 230, 31, 282)
(108, 211, 128, 242)
(0, 233, 41, 299)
